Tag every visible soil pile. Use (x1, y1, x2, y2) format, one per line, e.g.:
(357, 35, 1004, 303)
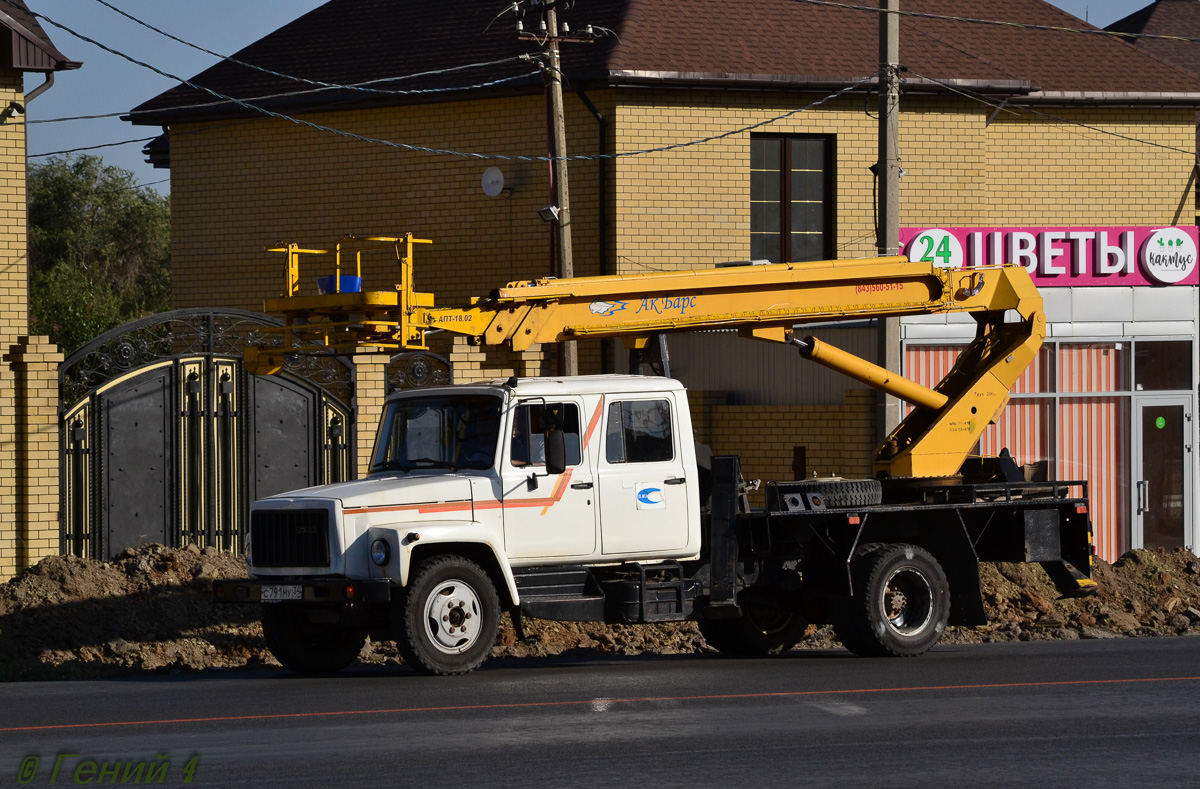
(1, 544, 1197, 679)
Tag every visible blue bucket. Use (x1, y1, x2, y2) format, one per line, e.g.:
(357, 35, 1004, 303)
(317, 275, 362, 295)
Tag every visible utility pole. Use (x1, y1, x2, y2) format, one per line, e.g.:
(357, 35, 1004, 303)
(544, 2, 577, 375)
(876, 0, 902, 441)
(516, 1, 593, 374)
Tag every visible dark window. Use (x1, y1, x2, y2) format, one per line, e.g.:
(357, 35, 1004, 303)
(605, 400, 674, 464)
(1135, 340, 1193, 391)
(751, 135, 834, 263)
(510, 402, 582, 468)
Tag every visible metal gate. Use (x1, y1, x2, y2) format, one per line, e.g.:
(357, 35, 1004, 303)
(59, 310, 354, 559)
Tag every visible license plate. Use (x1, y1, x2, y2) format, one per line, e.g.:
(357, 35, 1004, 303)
(261, 585, 303, 602)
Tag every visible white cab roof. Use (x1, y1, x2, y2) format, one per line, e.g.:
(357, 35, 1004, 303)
(386, 374, 685, 401)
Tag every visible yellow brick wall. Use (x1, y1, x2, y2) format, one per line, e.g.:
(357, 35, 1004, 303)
(707, 390, 877, 484)
(169, 92, 613, 377)
(612, 91, 1196, 270)
(0, 70, 26, 579)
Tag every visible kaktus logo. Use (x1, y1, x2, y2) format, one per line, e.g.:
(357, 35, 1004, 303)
(1141, 227, 1198, 285)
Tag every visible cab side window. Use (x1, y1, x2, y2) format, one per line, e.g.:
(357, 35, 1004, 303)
(605, 399, 673, 463)
(510, 402, 582, 467)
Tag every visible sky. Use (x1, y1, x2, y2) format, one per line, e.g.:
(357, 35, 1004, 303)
(23, 0, 1158, 194)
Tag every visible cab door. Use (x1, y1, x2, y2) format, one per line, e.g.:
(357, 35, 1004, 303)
(597, 394, 691, 555)
(501, 397, 598, 559)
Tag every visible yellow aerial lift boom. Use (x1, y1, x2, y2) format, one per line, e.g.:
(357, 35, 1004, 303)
(244, 234, 1043, 480)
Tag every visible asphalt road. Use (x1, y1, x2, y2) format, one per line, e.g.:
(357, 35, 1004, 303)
(2, 638, 1198, 788)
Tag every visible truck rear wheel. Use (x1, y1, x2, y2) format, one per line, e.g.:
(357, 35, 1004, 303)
(833, 543, 950, 657)
(699, 596, 808, 657)
(261, 604, 367, 674)
(394, 556, 501, 675)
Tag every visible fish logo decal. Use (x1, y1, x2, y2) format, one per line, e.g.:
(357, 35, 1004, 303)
(636, 486, 665, 509)
(589, 299, 627, 316)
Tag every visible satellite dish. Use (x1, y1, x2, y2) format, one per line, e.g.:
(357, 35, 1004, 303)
(482, 166, 506, 198)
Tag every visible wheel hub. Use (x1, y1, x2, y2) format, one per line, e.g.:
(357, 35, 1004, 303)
(424, 580, 481, 654)
(880, 567, 933, 635)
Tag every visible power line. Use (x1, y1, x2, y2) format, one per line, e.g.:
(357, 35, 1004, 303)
(905, 69, 1197, 159)
(789, 0, 1200, 45)
(29, 136, 158, 157)
(25, 65, 542, 125)
(89, 0, 533, 98)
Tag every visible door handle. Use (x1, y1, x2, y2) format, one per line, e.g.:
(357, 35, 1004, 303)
(1137, 481, 1150, 515)
(570, 481, 593, 490)
(664, 477, 686, 485)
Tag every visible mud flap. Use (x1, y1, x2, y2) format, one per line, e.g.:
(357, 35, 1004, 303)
(924, 512, 988, 627)
(1040, 560, 1099, 598)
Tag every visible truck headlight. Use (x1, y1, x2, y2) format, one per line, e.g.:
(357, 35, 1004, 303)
(370, 538, 391, 566)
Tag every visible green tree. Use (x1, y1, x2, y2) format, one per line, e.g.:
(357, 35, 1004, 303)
(28, 154, 170, 353)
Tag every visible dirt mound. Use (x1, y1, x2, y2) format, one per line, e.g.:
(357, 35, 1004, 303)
(1, 544, 1197, 679)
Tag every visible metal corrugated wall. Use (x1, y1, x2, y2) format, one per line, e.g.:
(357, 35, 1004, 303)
(667, 325, 876, 405)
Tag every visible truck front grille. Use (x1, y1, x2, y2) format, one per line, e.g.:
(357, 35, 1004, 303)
(250, 509, 330, 567)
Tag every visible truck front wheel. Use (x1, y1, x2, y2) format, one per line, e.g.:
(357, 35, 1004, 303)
(699, 596, 808, 657)
(261, 605, 367, 674)
(394, 556, 501, 675)
(833, 543, 950, 657)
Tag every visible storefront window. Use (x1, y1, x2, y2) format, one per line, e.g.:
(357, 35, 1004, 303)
(904, 341, 1134, 561)
(1012, 346, 1055, 394)
(1059, 397, 1132, 560)
(1134, 340, 1192, 391)
(977, 398, 1053, 479)
(1058, 342, 1130, 393)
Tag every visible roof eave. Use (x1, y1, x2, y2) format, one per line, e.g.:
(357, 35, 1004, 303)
(607, 69, 1034, 95)
(1023, 90, 1200, 106)
(0, 9, 79, 72)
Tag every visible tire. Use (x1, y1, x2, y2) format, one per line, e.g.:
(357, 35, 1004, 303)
(394, 556, 501, 675)
(261, 604, 367, 674)
(833, 543, 950, 657)
(777, 479, 883, 510)
(699, 594, 809, 657)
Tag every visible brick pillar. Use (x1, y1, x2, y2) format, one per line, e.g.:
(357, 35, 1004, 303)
(448, 335, 484, 383)
(516, 345, 545, 377)
(0, 349, 15, 580)
(5, 336, 63, 573)
(351, 350, 390, 479)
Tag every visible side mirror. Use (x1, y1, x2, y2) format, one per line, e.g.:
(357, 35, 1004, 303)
(545, 428, 567, 475)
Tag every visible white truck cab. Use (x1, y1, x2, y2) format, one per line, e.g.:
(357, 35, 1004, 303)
(231, 375, 704, 674)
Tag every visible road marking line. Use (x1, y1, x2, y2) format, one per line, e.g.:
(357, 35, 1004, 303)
(2, 675, 1197, 733)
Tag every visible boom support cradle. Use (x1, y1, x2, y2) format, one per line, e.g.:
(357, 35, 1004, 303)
(245, 237, 1045, 479)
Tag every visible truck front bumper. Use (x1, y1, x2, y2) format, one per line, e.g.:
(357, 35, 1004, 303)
(212, 578, 392, 604)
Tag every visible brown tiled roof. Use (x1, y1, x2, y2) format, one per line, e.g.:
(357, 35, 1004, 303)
(128, 0, 1200, 125)
(1108, 0, 1200, 77)
(0, 0, 80, 72)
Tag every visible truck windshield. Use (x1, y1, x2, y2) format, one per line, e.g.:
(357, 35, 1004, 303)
(371, 394, 503, 473)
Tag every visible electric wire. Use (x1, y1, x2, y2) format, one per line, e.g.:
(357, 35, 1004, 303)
(30, 136, 158, 157)
(88, 0, 532, 98)
(906, 69, 1198, 158)
(27, 66, 543, 127)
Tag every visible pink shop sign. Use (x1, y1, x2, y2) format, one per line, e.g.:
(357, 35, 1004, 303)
(898, 227, 1200, 287)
